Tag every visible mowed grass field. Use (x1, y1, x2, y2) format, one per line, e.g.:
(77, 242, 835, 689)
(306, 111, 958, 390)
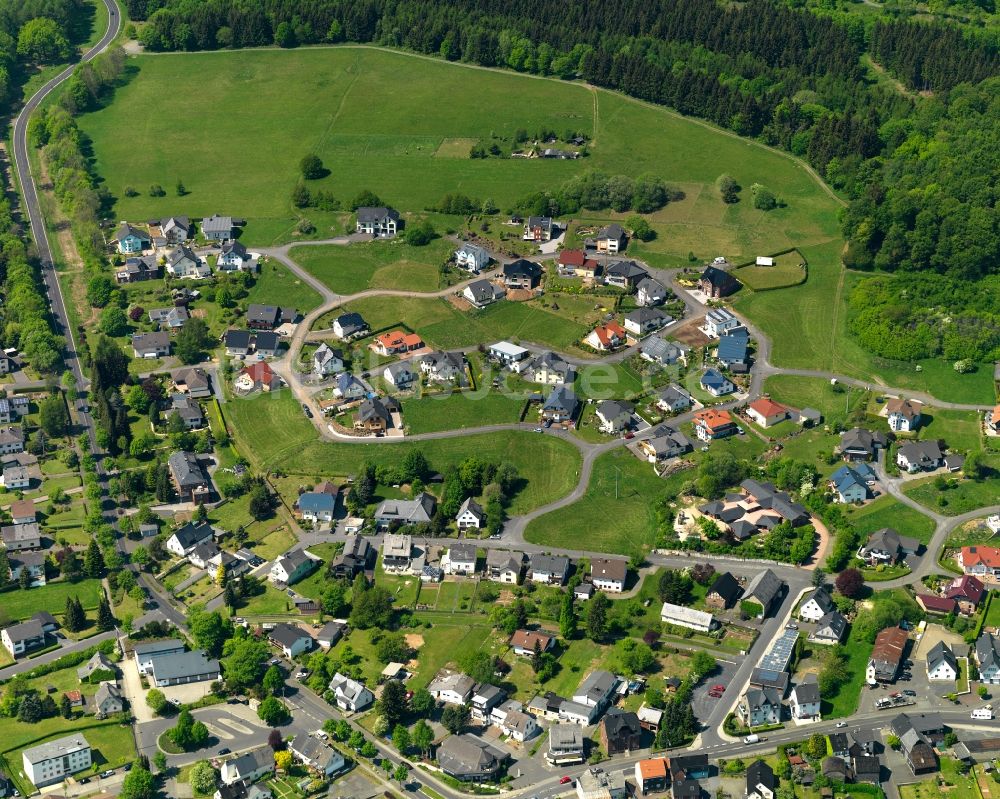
(737, 246, 997, 403)
(222, 391, 581, 514)
(79, 46, 841, 263)
(289, 238, 455, 294)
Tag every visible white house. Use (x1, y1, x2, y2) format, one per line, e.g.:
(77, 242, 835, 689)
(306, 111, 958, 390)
(455, 243, 491, 273)
(463, 279, 506, 307)
(456, 497, 486, 529)
(268, 623, 314, 659)
(926, 641, 958, 682)
(798, 587, 836, 623)
(356, 207, 401, 237)
(328, 673, 374, 712)
(886, 398, 923, 433)
(591, 558, 627, 593)
(704, 307, 740, 338)
(220, 747, 274, 786)
(312, 343, 344, 376)
(656, 384, 693, 414)
(595, 400, 633, 435)
(444, 543, 478, 576)
(269, 549, 319, 586)
(789, 676, 821, 720)
(488, 341, 530, 371)
(165, 521, 215, 557)
(289, 735, 346, 778)
(428, 671, 475, 705)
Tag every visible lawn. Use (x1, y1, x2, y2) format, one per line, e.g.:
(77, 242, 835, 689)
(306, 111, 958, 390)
(762, 375, 869, 422)
(225, 392, 582, 515)
(737, 244, 997, 404)
(253, 527, 298, 560)
(247, 258, 323, 312)
(845, 496, 936, 545)
(402, 392, 525, 434)
(822, 623, 872, 719)
(209, 493, 286, 541)
(731, 258, 806, 290)
(899, 759, 979, 799)
(904, 457, 1000, 516)
(289, 238, 455, 294)
(78, 47, 840, 264)
(524, 447, 689, 558)
(241, 583, 297, 617)
(919, 408, 983, 453)
(0, 579, 103, 625)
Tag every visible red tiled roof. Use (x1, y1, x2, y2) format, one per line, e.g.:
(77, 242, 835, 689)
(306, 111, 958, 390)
(871, 626, 907, 666)
(592, 322, 626, 347)
(694, 409, 733, 430)
(637, 759, 668, 780)
(510, 629, 554, 650)
(558, 249, 586, 266)
(961, 545, 1000, 569)
(241, 362, 274, 382)
(915, 594, 956, 614)
(748, 398, 789, 418)
(946, 575, 986, 605)
(991, 405, 1000, 426)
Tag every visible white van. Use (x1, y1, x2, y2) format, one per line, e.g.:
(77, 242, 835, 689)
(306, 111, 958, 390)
(972, 708, 993, 720)
(743, 734, 760, 744)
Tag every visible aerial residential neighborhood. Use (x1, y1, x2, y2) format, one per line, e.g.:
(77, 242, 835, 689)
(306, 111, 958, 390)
(0, 3, 995, 799)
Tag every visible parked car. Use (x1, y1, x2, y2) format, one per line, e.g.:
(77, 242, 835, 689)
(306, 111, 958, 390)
(903, 690, 917, 697)
(100, 770, 115, 778)
(560, 777, 573, 785)
(835, 722, 848, 728)
(218, 748, 231, 756)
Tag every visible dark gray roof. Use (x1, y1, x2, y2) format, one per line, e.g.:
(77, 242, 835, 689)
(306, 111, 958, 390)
(604, 260, 647, 280)
(743, 569, 784, 611)
(247, 304, 281, 324)
(792, 675, 821, 704)
(543, 385, 578, 416)
(356, 206, 400, 224)
(170, 521, 214, 549)
(927, 640, 957, 674)
(269, 623, 314, 649)
(149, 649, 219, 680)
(333, 312, 367, 335)
(708, 572, 742, 603)
(503, 259, 542, 279)
(168, 451, 208, 488)
(225, 329, 253, 349)
(437, 734, 505, 776)
(202, 214, 235, 234)
(132, 331, 170, 352)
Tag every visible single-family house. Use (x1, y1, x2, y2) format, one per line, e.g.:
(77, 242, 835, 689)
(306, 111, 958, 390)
(745, 760, 776, 799)
(829, 463, 875, 504)
(355, 396, 397, 434)
(558, 249, 600, 279)
(573, 670, 618, 713)
(1, 619, 47, 658)
(444, 542, 478, 576)
(149, 305, 189, 330)
(93, 682, 124, 716)
(247, 304, 296, 331)
(298, 482, 338, 524)
(527, 351, 574, 384)
(201, 215, 237, 241)
(381, 533, 413, 570)
(502, 259, 542, 289)
(926, 641, 958, 681)
(976, 632, 1000, 684)
(166, 246, 210, 279)
(356, 207, 401, 237)
(312, 343, 344, 377)
(657, 384, 693, 413)
(586, 321, 628, 351)
(529, 554, 570, 585)
(524, 216, 554, 242)
(9, 499, 36, 525)
(456, 497, 485, 530)
(235, 362, 281, 393)
(746, 398, 789, 429)
(455, 243, 490, 273)
(374, 330, 424, 356)
(224, 330, 253, 358)
(706, 572, 742, 609)
(511, 629, 555, 657)
(116, 222, 150, 254)
(488, 341, 530, 370)
(417, 351, 466, 383)
(217, 239, 251, 271)
(173, 367, 212, 398)
(858, 527, 919, 566)
(288, 735, 346, 777)
(810, 610, 848, 645)
(486, 549, 524, 584)
(624, 308, 669, 336)
(896, 440, 943, 473)
(704, 307, 740, 338)
(471, 684, 506, 721)
(700, 368, 734, 397)
(384, 361, 417, 389)
(269, 549, 319, 586)
(603, 260, 648, 290)
(328, 672, 374, 712)
(333, 372, 366, 400)
(600, 708, 642, 755)
(717, 327, 750, 370)
(959, 545, 1000, 583)
(329, 535, 371, 580)
(316, 621, 347, 650)
(541, 385, 579, 423)
(693, 408, 737, 440)
(220, 747, 275, 786)
(886, 398, 923, 432)
(839, 428, 887, 461)
(641, 338, 686, 366)
(799, 587, 836, 623)
(596, 223, 625, 254)
(269, 624, 314, 659)
(789, 675, 821, 720)
(168, 394, 204, 430)
(547, 724, 585, 765)
(945, 575, 986, 615)
(591, 558, 628, 593)
(636, 277, 668, 307)
(132, 331, 171, 359)
(375, 493, 435, 528)
(463, 279, 506, 307)
(116, 254, 160, 283)
(428, 671, 476, 705)
(8, 552, 45, 585)
(595, 400, 633, 434)
(699, 265, 740, 298)
(637, 424, 693, 463)
(0, 522, 40, 552)
(635, 758, 669, 796)
(332, 312, 369, 340)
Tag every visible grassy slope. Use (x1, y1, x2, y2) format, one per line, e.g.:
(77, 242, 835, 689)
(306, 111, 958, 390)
(402, 393, 525, 434)
(845, 495, 936, 545)
(78, 47, 840, 264)
(0, 579, 103, 625)
(247, 259, 323, 311)
(222, 391, 581, 515)
(289, 238, 455, 294)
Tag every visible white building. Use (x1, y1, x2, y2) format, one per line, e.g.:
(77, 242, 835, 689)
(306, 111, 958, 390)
(328, 673, 374, 712)
(926, 641, 958, 682)
(455, 243, 491, 273)
(660, 602, 714, 633)
(704, 307, 740, 338)
(798, 587, 835, 623)
(23, 735, 92, 787)
(428, 671, 475, 705)
(789, 676, 821, 720)
(488, 341, 531, 371)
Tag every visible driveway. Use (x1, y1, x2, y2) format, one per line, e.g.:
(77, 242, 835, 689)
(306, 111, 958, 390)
(122, 659, 156, 723)
(161, 679, 216, 705)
